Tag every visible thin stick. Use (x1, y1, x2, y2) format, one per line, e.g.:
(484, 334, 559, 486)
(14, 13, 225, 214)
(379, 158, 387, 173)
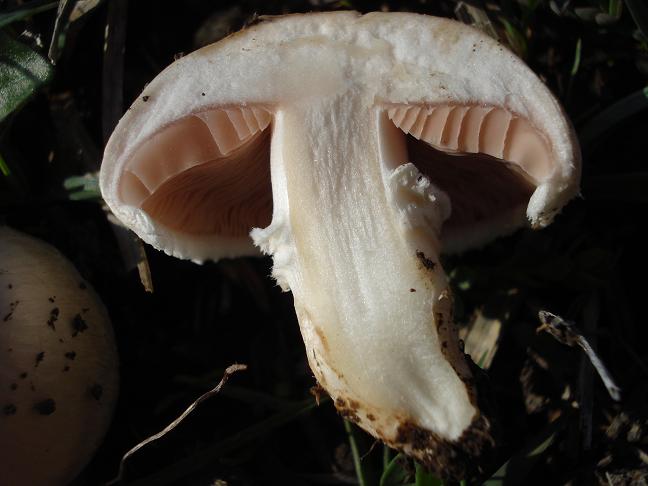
(578, 337, 621, 402)
(537, 310, 621, 401)
(106, 364, 247, 485)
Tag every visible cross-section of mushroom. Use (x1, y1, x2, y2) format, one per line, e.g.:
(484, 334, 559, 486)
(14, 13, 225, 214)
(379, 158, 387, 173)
(100, 11, 580, 479)
(119, 106, 273, 248)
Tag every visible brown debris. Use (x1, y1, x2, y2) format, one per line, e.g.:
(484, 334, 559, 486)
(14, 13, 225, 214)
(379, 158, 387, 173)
(394, 411, 495, 481)
(3, 300, 20, 322)
(71, 314, 88, 336)
(309, 384, 326, 405)
(47, 307, 59, 329)
(3, 404, 17, 416)
(89, 384, 103, 401)
(334, 396, 361, 424)
(416, 250, 436, 271)
(314, 326, 329, 353)
(33, 399, 56, 415)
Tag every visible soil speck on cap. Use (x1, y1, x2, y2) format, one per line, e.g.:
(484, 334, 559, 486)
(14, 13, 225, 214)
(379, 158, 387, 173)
(71, 314, 88, 336)
(48, 296, 55, 303)
(7, 283, 12, 289)
(62, 365, 70, 372)
(3, 404, 17, 415)
(47, 307, 59, 329)
(35, 351, 45, 367)
(3, 300, 19, 322)
(19, 372, 27, 379)
(142, 96, 149, 102)
(64, 351, 76, 360)
(410, 288, 416, 292)
(33, 399, 56, 415)
(89, 383, 103, 401)
(10, 383, 17, 391)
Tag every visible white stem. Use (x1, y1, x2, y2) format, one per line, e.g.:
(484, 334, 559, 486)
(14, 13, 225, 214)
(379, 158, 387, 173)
(253, 95, 481, 453)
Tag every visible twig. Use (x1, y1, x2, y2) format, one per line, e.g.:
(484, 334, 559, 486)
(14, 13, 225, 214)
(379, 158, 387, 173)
(106, 363, 247, 485)
(102, 0, 127, 144)
(129, 394, 327, 486)
(537, 310, 621, 401)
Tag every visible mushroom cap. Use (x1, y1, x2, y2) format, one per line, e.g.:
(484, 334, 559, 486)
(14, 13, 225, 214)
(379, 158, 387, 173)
(0, 227, 119, 486)
(100, 11, 580, 262)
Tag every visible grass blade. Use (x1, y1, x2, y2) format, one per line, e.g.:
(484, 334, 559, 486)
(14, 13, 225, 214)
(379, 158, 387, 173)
(344, 420, 369, 486)
(0, 0, 57, 29)
(0, 152, 10, 176)
(63, 172, 101, 200)
(500, 17, 527, 59)
(625, 0, 648, 39)
(484, 417, 566, 485)
(0, 32, 53, 122)
(414, 463, 443, 486)
(578, 86, 648, 153)
(570, 38, 582, 77)
(379, 452, 408, 486)
(49, 0, 104, 62)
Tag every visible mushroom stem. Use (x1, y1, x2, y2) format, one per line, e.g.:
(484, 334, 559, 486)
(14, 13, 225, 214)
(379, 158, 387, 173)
(252, 97, 489, 471)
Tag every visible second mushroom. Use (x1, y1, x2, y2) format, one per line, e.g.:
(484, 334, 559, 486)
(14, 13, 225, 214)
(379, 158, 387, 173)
(100, 11, 580, 478)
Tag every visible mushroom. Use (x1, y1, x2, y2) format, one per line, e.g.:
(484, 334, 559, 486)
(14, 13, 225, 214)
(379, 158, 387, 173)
(99, 12, 580, 478)
(0, 227, 119, 486)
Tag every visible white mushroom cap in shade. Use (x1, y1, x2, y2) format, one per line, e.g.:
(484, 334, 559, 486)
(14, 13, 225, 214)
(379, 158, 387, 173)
(100, 11, 580, 478)
(0, 227, 119, 486)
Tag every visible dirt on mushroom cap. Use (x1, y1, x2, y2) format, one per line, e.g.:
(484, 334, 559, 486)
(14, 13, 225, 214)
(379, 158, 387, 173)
(0, 227, 119, 486)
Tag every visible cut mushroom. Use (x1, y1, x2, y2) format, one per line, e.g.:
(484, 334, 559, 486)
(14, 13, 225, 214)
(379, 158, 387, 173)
(100, 12, 580, 479)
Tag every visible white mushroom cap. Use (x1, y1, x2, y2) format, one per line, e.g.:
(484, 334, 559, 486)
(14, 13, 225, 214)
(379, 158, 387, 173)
(100, 11, 580, 478)
(0, 227, 119, 486)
